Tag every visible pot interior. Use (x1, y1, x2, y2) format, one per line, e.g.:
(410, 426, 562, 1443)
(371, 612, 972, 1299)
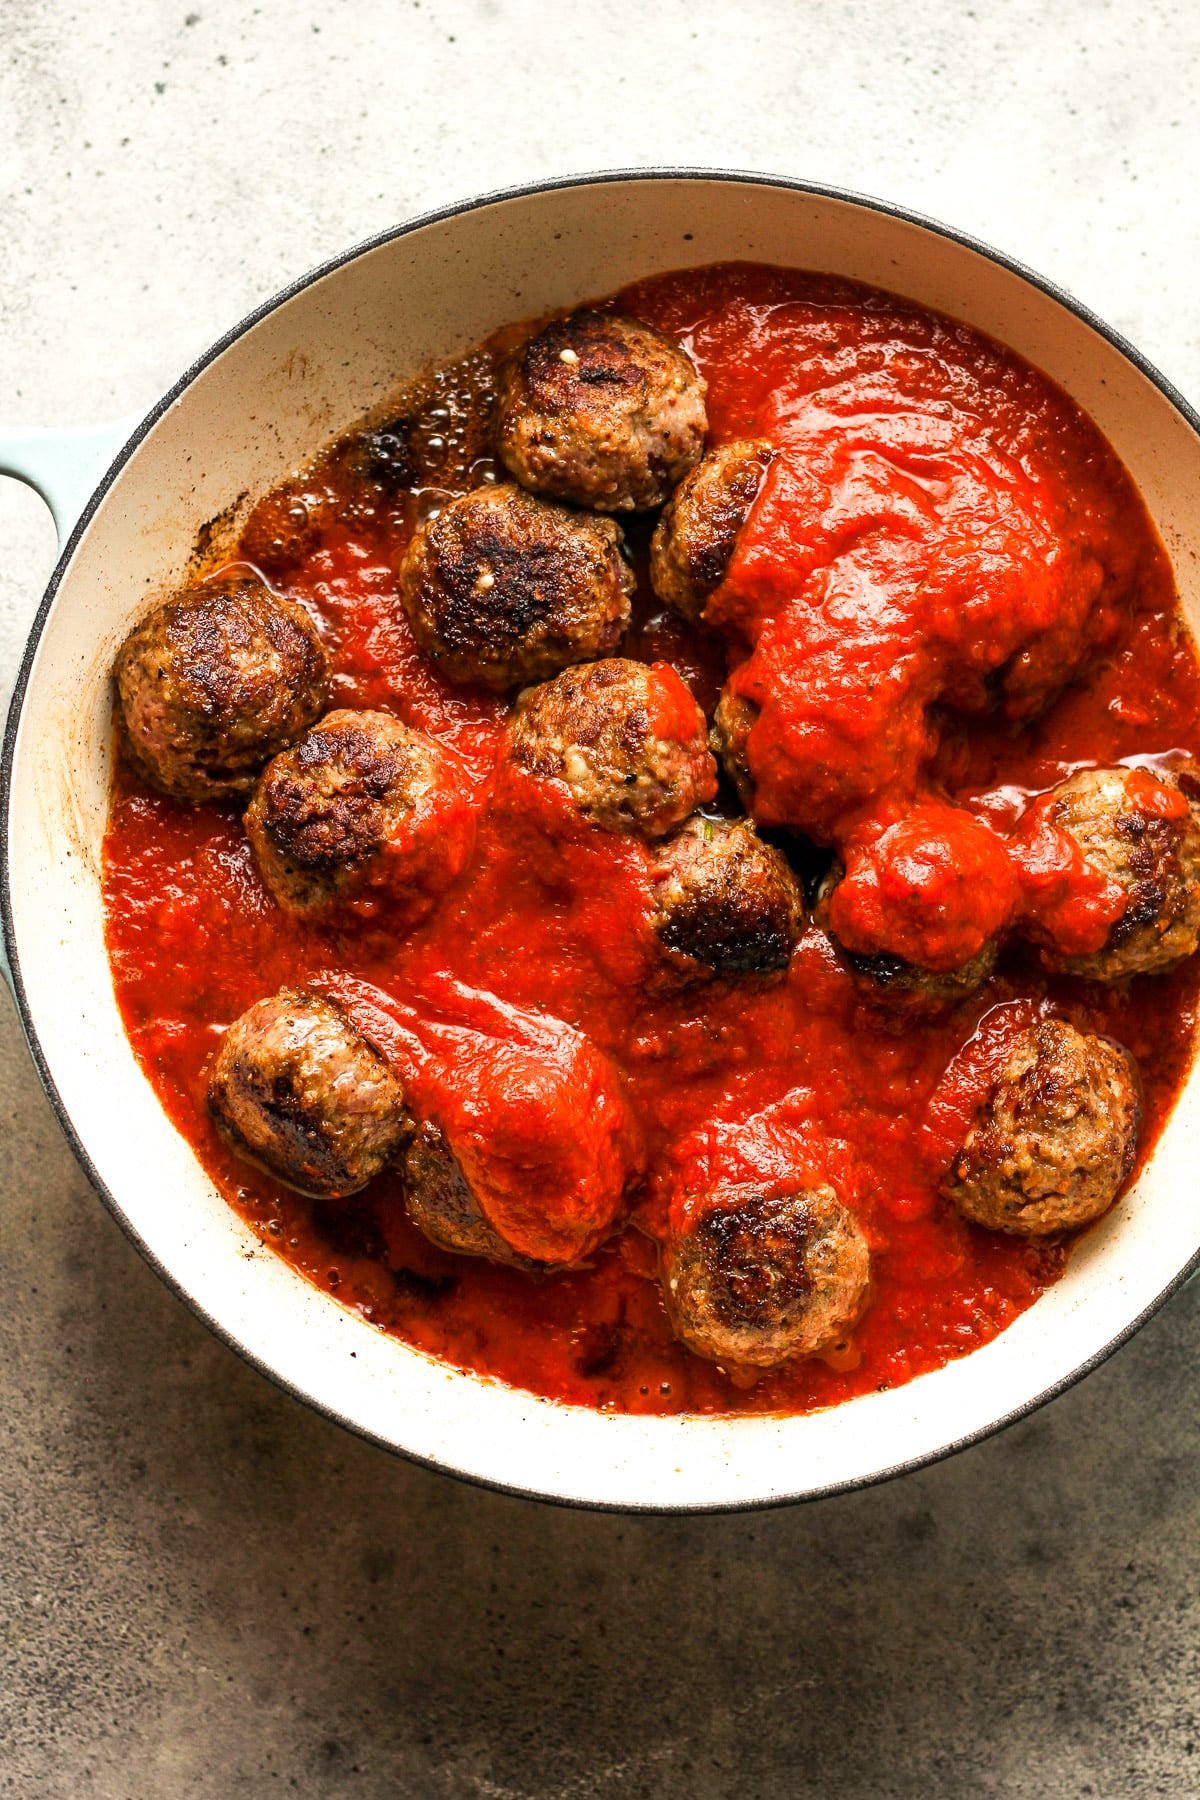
(7, 175, 1200, 1509)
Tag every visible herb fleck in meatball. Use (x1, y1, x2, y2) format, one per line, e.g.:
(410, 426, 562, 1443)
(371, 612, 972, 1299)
(943, 1018, 1140, 1236)
(662, 1180, 871, 1369)
(496, 311, 707, 511)
(115, 575, 329, 803)
(650, 815, 805, 984)
(208, 988, 410, 1198)
(650, 438, 774, 625)
(1032, 766, 1200, 979)
(397, 482, 633, 689)
(507, 657, 716, 838)
(814, 866, 998, 1013)
(245, 709, 474, 922)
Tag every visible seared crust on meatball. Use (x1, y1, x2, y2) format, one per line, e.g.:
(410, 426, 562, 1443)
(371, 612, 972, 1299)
(1034, 767, 1200, 980)
(662, 1181, 871, 1369)
(208, 988, 410, 1197)
(943, 1019, 1140, 1236)
(837, 941, 998, 1012)
(115, 576, 329, 803)
(650, 815, 805, 983)
(813, 866, 998, 1013)
(245, 709, 473, 921)
(403, 1121, 538, 1269)
(507, 657, 716, 837)
(397, 482, 633, 689)
(650, 439, 774, 625)
(496, 311, 707, 511)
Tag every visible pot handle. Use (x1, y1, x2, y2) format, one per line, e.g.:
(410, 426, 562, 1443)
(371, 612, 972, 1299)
(0, 414, 142, 546)
(1, 414, 142, 1000)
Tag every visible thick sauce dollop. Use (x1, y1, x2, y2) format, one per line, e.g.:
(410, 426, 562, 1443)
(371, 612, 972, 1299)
(102, 264, 1200, 1416)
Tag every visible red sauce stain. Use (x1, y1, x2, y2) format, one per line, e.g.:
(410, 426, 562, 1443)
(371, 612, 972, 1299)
(102, 264, 1200, 1416)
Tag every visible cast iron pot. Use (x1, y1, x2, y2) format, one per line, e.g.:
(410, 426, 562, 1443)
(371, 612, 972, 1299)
(4, 171, 1200, 1511)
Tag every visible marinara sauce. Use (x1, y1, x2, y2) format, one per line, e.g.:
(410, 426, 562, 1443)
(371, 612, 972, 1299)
(102, 265, 1200, 1416)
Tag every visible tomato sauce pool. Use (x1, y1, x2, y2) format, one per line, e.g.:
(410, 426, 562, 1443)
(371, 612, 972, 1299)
(102, 264, 1200, 1416)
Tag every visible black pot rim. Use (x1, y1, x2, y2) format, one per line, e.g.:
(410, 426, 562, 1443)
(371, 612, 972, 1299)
(4, 165, 1200, 1516)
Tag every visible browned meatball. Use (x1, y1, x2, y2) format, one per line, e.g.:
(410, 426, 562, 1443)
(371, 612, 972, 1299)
(507, 657, 717, 838)
(813, 866, 998, 1013)
(115, 576, 329, 804)
(1030, 767, 1200, 980)
(709, 683, 758, 810)
(650, 438, 774, 625)
(244, 709, 475, 922)
(496, 311, 707, 511)
(403, 1122, 537, 1269)
(943, 1018, 1140, 1236)
(396, 482, 633, 689)
(838, 941, 998, 1013)
(662, 1181, 871, 1370)
(208, 988, 410, 1197)
(401, 1014, 641, 1268)
(650, 815, 805, 984)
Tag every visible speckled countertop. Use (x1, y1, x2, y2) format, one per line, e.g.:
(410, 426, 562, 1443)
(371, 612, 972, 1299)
(3, 3, 1200, 1793)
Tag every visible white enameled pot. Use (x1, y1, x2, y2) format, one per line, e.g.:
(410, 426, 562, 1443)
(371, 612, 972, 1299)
(4, 171, 1200, 1512)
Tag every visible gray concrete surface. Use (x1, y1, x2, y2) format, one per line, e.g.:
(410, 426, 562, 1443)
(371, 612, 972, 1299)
(3, 2, 1200, 1793)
